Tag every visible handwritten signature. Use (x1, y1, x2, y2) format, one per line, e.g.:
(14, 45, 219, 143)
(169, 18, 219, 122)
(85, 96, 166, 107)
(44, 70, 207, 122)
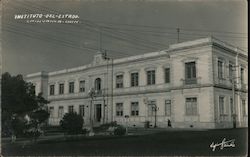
(210, 138, 235, 151)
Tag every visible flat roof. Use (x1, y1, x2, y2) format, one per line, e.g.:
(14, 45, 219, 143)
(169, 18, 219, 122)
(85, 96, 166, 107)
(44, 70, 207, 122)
(26, 37, 247, 78)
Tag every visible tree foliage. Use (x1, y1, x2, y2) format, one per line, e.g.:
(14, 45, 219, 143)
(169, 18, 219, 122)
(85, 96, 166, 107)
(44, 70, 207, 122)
(1, 72, 49, 138)
(60, 112, 84, 135)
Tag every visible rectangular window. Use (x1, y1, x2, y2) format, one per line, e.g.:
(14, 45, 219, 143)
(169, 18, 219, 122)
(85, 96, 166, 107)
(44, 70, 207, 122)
(79, 105, 85, 117)
(218, 60, 223, 79)
(240, 68, 244, 84)
(185, 62, 197, 84)
(147, 70, 155, 85)
(148, 100, 156, 116)
(165, 100, 171, 116)
(186, 97, 197, 116)
(68, 105, 74, 113)
(49, 85, 55, 95)
(69, 82, 74, 93)
(116, 75, 124, 88)
(165, 68, 170, 83)
(59, 83, 64, 95)
(79, 80, 85, 93)
(131, 72, 139, 87)
(229, 64, 233, 81)
(49, 106, 54, 117)
(116, 103, 123, 116)
(131, 102, 139, 116)
(58, 106, 64, 118)
(219, 96, 225, 115)
(230, 98, 235, 115)
(242, 100, 246, 116)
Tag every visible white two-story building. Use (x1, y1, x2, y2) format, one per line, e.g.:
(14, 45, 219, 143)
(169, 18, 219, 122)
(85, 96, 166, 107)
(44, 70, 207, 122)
(26, 37, 248, 129)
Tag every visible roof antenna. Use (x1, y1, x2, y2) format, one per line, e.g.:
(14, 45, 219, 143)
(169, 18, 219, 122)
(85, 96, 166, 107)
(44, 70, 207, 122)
(177, 28, 180, 43)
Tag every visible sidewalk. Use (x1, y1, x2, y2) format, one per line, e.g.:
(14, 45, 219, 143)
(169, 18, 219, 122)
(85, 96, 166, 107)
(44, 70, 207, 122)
(127, 127, 209, 135)
(1, 133, 65, 146)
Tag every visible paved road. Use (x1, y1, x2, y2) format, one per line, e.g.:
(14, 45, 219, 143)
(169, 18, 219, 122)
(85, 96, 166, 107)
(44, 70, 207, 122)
(2, 128, 248, 156)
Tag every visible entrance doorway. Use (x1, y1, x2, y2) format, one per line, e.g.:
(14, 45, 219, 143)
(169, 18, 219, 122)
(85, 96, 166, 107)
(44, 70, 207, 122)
(95, 104, 102, 122)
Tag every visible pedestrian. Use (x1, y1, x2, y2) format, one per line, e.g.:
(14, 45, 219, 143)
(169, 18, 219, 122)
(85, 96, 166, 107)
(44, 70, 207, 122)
(168, 119, 172, 127)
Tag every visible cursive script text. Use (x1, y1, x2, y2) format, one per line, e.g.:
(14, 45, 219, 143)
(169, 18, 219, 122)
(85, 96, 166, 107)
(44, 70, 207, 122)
(210, 138, 235, 151)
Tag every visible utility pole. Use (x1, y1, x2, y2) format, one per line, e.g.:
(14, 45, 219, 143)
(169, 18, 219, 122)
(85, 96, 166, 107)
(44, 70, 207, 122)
(105, 54, 114, 122)
(102, 89, 106, 124)
(111, 58, 114, 122)
(232, 74, 236, 128)
(177, 28, 180, 43)
(230, 65, 239, 128)
(88, 88, 95, 136)
(99, 26, 102, 52)
(154, 105, 157, 128)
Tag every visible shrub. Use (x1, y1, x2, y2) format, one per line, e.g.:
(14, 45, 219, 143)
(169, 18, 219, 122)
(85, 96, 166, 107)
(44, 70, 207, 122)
(94, 121, 118, 133)
(24, 129, 42, 141)
(60, 112, 83, 135)
(114, 125, 126, 136)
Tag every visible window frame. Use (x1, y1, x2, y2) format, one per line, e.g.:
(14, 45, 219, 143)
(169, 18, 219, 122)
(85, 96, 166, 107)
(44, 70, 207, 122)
(131, 72, 139, 87)
(165, 100, 171, 116)
(230, 97, 235, 115)
(116, 74, 124, 88)
(49, 106, 55, 117)
(240, 67, 244, 84)
(146, 70, 156, 85)
(219, 96, 225, 115)
(69, 82, 75, 93)
(94, 78, 102, 91)
(49, 84, 55, 95)
(59, 83, 64, 95)
(79, 80, 85, 93)
(165, 68, 170, 83)
(58, 106, 64, 118)
(185, 61, 197, 84)
(185, 97, 198, 116)
(217, 60, 224, 79)
(131, 102, 139, 116)
(147, 100, 156, 116)
(116, 103, 123, 116)
(228, 63, 234, 82)
(79, 105, 85, 117)
(68, 105, 74, 113)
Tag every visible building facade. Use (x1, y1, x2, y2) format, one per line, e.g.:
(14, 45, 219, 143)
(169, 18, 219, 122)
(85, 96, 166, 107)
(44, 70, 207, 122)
(26, 37, 248, 129)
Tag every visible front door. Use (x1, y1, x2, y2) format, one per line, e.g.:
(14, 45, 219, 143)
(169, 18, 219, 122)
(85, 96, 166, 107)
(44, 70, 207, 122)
(95, 104, 102, 122)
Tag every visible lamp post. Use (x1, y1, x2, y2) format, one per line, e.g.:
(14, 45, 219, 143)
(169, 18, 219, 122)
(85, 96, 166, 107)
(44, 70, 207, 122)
(88, 88, 95, 135)
(125, 115, 129, 135)
(144, 98, 158, 128)
(152, 104, 158, 128)
(102, 89, 106, 124)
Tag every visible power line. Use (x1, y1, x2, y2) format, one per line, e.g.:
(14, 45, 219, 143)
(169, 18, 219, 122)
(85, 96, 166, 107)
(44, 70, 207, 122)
(86, 19, 247, 36)
(7, 2, 165, 52)
(4, 1, 248, 52)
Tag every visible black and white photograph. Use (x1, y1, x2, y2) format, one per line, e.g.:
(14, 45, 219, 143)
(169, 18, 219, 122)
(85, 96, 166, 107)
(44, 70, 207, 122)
(0, 0, 248, 156)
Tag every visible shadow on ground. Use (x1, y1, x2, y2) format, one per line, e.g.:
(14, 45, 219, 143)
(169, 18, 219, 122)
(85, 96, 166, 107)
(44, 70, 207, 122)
(2, 128, 248, 156)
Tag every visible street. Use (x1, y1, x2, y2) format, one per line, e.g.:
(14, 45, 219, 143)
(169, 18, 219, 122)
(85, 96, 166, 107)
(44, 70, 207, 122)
(1, 128, 247, 156)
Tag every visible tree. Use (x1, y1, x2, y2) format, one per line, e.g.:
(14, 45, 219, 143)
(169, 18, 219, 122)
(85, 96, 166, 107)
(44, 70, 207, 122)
(60, 112, 84, 135)
(1, 72, 49, 139)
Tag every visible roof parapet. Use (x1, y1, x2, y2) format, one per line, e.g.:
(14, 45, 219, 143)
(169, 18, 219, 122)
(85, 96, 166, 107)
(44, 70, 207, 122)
(26, 71, 48, 78)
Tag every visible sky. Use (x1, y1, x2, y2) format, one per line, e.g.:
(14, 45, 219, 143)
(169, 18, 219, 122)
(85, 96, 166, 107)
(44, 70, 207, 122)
(1, 0, 248, 76)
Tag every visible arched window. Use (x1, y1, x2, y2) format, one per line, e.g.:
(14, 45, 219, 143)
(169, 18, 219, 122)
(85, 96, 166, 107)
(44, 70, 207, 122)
(94, 78, 101, 91)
